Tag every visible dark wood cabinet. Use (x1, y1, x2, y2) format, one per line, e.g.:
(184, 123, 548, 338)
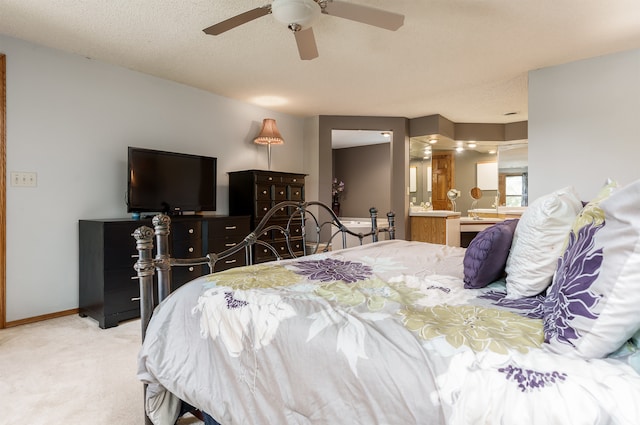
(228, 170, 306, 263)
(79, 215, 250, 328)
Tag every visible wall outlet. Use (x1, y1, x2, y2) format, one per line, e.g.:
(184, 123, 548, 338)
(10, 172, 37, 187)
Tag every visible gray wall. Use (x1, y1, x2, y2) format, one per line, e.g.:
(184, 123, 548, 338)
(333, 143, 391, 217)
(529, 48, 640, 201)
(3, 35, 307, 322)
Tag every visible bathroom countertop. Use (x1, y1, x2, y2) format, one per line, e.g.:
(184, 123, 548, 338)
(409, 210, 461, 218)
(460, 216, 505, 224)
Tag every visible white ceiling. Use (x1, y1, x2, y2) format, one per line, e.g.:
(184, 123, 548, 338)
(1, 0, 640, 124)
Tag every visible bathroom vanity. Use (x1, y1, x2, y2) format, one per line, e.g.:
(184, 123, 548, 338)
(409, 210, 461, 246)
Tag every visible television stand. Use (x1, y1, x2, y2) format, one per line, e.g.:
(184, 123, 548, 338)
(78, 214, 250, 328)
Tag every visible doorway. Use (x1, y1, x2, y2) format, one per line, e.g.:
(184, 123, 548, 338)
(332, 130, 391, 217)
(1, 54, 6, 328)
(431, 151, 454, 210)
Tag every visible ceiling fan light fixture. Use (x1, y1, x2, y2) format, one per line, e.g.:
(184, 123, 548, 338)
(272, 0, 322, 29)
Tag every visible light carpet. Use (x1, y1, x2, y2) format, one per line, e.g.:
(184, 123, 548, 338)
(0, 314, 202, 425)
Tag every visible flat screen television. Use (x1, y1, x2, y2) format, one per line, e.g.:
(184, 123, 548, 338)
(127, 147, 217, 214)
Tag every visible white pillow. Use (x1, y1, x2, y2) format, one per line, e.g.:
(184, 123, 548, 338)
(505, 186, 583, 299)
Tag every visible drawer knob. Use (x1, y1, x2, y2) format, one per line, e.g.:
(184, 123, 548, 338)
(279, 191, 284, 195)
(268, 177, 273, 181)
(188, 247, 194, 253)
(189, 267, 194, 272)
(262, 190, 267, 195)
(131, 297, 141, 302)
(225, 259, 237, 264)
(189, 228, 194, 234)
(263, 207, 268, 211)
(225, 226, 237, 230)
(225, 242, 237, 247)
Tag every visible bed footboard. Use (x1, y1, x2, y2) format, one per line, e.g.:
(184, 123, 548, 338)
(133, 200, 395, 339)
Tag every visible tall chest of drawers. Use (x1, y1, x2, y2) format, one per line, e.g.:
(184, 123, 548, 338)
(79, 215, 250, 328)
(228, 170, 306, 263)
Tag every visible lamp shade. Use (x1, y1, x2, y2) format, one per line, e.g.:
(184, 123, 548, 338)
(254, 118, 284, 145)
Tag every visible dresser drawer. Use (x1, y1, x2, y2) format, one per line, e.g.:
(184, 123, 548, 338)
(255, 240, 304, 262)
(255, 201, 274, 218)
(210, 237, 243, 252)
(256, 184, 272, 201)
(103, 221, 151, 269)
(172, 238, 203, 258)
(104, 284, 140, 316)
(213, 251, 246, 272)
(257, 174, 279, 184)
(208, 216, 250, 237)
(173, 266, 207, 290)
(289, 185, 304, 201)
(171, 220, 202, 241)
(274, 185, 288, 201)
(282, 175, 305, 185)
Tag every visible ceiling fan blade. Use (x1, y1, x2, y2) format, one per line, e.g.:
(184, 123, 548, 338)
(294, 27, 319, 60)
(323, 1, 404, 31)
(203, 6, 271, 35)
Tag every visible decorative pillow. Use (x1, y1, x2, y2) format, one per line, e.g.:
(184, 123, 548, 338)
(505, 186, 583, 299)
(463, 219, 519, 289)
(543, 179, 640, 358)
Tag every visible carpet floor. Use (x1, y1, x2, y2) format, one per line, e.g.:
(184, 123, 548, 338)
(0, 314, 202, 425)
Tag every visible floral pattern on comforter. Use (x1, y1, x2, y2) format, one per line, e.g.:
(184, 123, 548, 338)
(138, 240, 640, 425)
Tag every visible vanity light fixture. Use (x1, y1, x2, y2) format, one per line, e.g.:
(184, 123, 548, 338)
(455, 146, 464, 153)
(429, 138, 438, 144)
(254, 118, 284, 170)
(381, 132, 391, 138)
(467, 141, 477, 148)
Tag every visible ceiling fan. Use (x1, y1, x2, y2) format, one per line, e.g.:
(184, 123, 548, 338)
(203, 0, 404, 60)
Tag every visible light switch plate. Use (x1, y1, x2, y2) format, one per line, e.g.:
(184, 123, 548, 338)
(10, 171, 37, 187)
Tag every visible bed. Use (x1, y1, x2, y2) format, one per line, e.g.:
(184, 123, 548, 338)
(134, 185, 640, 425)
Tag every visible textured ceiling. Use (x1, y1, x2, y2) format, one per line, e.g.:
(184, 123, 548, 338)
(1, 0, 640, 123)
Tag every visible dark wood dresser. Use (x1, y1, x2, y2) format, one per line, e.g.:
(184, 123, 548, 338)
(228, 170, 306, 263)
(79, 215, 250, 328)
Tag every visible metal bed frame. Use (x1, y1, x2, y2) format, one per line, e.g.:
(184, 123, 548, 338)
(132, 200, 394, 424)
(132, 200, 395, 339)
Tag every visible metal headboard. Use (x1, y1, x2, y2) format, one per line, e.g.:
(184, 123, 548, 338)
(133, 200, 395, 338)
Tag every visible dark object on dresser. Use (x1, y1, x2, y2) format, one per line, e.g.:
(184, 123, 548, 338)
(78, 215, 249, 329)
(228, 170, 306, 263)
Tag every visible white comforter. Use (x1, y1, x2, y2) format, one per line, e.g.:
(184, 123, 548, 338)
(138, 240, 640, 424)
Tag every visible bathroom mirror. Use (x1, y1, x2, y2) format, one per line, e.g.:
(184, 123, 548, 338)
(470, 187, 483, 200)
(410, 136, 529, 213)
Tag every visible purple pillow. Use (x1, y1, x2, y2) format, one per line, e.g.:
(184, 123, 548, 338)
(463, 219, 519, 289)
